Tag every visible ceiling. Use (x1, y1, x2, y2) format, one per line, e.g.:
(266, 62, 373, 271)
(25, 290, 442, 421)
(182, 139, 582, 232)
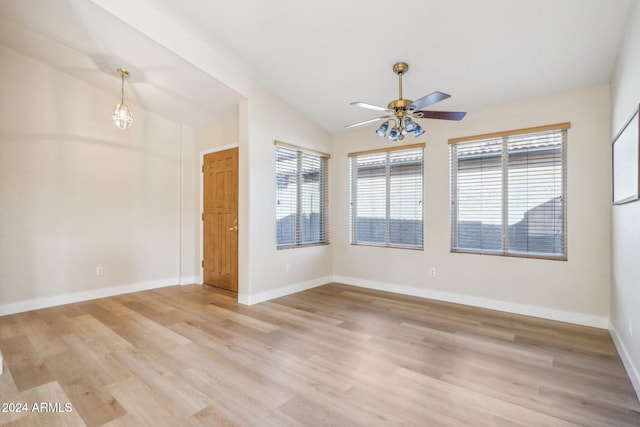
(0, 0, 244, 128)
(0, 0, 632, 132)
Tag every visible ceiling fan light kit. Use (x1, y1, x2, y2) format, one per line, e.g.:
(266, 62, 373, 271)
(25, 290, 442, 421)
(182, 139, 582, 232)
(347, 62, 466, 141)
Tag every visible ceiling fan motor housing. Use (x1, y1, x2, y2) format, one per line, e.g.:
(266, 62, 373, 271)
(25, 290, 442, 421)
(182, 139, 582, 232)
(393, 62, 409, 75)
(387, 99, 412, 111)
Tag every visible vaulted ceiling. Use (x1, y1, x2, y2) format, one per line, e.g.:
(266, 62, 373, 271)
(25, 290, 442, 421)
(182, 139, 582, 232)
(0, 0, 632, 131)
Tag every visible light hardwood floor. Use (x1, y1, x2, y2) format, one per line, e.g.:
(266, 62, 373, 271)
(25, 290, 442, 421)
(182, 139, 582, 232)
(0, 283, 638, 426)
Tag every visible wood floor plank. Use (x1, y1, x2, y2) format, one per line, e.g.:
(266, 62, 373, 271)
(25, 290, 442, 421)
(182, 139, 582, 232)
(60, 334, 132, 388)
(64, 315, 131, 353)
(44, 350, 127, 426)
(191, 405, 251, 427)
(181, 368, 303, 427)
(439, 362, 640, 426)
(23, 314, 70, 359)
(0, 283, 638, 426)
(111, 345, 213, 416)
(9, 381, 85, 427)
(169, 335, 296, 409)
(278, 394, 397, 427)
(0, 335, 54, 392)
(105, 377, 191, 427)
(108, 312, 191, 351)
(394, 366, 582, 427)
(98, 413, 138, 427)
(0, 368, 24, 425)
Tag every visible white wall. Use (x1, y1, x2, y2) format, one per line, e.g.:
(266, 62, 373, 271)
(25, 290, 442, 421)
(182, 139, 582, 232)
(191, 88, 334, 305)
(333, 84, 611, 327)
(196, 116, 239, 152)
(180, 125, 197, 285)
(610, 0, 640, 398)
(0, 44, 192, 313)
(241, 83, 333, 303)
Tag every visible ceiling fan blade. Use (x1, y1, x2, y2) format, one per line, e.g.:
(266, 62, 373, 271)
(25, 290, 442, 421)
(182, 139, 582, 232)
(344, 116, 390, 128)
(415, 110, 467, 121)
(406, 91, 451, 111)
(350, 102, 392, 112)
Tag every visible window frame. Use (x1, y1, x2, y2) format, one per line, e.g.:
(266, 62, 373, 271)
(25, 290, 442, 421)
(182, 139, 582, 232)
(275, 141, 330, 249)
(349, 143, 425, 250)
(449, 123, 569, 261)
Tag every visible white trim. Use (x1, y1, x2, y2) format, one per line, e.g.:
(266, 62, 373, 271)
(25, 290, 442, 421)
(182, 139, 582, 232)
(332, 275, 609, 329)
(179, 276, 198, 285)
(199, 143, 240, 287)
(274, 140, 331, 159)
(0, 279, 178, 316)
(609, 323, 640, 402)
(238, 276, 330, 305)
(178, 124, 184, 285)
(201, 143, 240, 156)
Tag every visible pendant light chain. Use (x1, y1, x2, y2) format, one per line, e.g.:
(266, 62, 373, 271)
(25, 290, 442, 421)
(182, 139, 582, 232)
(120, 71, 125, 105)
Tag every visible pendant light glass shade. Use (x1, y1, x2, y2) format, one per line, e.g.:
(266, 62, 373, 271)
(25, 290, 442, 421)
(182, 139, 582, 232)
(112, 68, 133, 130)
(387, 127, 400, 141)
(376, 122, 389, 137)
(402, 117, 416, 133)
(112, 103, 133, 129)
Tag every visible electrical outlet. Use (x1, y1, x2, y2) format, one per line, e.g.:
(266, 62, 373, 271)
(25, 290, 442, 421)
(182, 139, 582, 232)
(96, 266, 104, 276)
(428, 267, 436, 278)
(285, 264, 291, 273)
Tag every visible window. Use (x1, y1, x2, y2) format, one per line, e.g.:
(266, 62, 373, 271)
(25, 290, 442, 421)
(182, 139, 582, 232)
(449, 123, 569, 260)
(349, 143, 424, 249)
(275, 142, 329, 248)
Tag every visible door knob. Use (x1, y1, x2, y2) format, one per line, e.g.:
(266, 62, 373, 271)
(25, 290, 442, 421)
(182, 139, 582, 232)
(228, 225, 238, 232)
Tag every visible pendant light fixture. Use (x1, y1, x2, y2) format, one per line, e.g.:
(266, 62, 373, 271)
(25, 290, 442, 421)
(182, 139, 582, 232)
(112, 68, 133, 130)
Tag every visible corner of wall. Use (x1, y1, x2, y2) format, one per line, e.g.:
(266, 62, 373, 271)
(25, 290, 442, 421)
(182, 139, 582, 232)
(609, 323, 640, 401)
(237, 276, 331, 306)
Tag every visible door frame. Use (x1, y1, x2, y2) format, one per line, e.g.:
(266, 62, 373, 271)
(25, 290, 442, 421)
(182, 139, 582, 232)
(199, 143, 239, 288)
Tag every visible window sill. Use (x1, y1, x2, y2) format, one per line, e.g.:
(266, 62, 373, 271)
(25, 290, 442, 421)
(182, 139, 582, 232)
(351, 243, 424, 251)
(450, 249, 566, 261)
(277, 242, 330, 250)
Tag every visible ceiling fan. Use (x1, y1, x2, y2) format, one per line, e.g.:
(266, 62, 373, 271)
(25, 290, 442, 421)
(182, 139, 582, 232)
(346, 62, 466, 141)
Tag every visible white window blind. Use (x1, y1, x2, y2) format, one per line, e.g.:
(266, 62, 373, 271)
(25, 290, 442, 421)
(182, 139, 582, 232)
(276, 144, 329, 248)
(449, 124, 568, 259)
(349, 144, 424, 249)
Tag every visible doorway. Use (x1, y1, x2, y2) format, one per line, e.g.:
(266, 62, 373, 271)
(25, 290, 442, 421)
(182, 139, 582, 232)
(202, 147, 238, 292)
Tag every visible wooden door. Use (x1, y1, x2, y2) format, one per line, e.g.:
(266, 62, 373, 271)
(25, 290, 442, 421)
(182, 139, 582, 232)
(203, 148, 238, 292)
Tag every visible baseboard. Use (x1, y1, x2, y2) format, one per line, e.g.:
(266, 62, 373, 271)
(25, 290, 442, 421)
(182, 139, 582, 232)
(237, 275, 609, 328)
(238, 276, 331, 306)
(0, 278, 179, 316)
(179, 276, 198, 285)
(333, 275, 609, 329)
(609, 323, 640, 402)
